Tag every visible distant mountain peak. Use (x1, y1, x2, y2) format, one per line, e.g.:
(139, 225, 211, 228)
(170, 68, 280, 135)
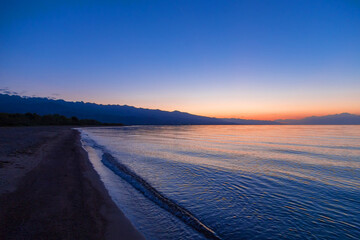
(279, 113, 360, 125)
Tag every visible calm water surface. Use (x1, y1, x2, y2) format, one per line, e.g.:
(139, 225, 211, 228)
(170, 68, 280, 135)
(80, 125, 360, 240)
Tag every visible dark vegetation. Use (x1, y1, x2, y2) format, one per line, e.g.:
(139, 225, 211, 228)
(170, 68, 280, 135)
(0, 113, 123, 126)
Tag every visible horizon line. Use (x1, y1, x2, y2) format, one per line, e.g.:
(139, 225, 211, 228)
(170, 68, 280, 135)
(1, 93, 359, 122)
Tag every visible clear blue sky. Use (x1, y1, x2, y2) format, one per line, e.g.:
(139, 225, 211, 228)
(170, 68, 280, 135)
(1, 0, 359, 119)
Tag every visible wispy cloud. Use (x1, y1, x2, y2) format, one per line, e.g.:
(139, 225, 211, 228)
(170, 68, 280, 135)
(0, 87, 19, 95)
(0, 87, 61, 100)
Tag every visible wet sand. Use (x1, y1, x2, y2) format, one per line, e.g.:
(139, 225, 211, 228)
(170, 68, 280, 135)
(0, 126, 144, 240)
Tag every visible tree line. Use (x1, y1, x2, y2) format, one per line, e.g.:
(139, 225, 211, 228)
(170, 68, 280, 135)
(0, 113, 123, 126)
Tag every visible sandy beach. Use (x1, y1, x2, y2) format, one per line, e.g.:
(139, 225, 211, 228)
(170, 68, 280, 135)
(0, 126, 143, 240)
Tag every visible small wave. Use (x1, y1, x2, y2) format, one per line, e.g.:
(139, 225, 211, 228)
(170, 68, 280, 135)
(101, 152, 221, 240)
(78, 131, 220, 238)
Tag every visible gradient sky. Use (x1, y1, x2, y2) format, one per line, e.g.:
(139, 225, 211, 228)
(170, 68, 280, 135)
(1, 0, 360, 120)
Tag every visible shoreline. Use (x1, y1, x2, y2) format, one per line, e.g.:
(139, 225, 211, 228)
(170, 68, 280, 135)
(0, 126, 143, 240)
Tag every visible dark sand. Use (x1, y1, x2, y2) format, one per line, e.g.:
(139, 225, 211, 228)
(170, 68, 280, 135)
(0, 127, 144, 240)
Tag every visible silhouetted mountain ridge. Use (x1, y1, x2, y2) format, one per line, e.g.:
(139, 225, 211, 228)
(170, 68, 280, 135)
(1, 94, 358, 125)
(1, 94, 277, 125)
(277, 113, 360, 125)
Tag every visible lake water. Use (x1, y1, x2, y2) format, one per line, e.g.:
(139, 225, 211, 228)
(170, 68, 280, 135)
(79, 125, 360, 240)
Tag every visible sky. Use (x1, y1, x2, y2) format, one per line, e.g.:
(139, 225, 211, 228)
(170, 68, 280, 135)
(1, 0, 359, 120)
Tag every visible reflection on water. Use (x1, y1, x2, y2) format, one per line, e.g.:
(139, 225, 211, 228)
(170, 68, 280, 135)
(81, 125, 360, 240)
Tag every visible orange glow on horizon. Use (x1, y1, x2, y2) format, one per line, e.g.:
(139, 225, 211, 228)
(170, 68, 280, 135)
(209, 113, 322, 121)
(204, 111, 360, 121)
(61, 94, 360, 122)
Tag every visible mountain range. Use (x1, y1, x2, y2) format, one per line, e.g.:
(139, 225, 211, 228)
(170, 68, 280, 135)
(277, 113, 360, 125)
(0, 94, 359, 125)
